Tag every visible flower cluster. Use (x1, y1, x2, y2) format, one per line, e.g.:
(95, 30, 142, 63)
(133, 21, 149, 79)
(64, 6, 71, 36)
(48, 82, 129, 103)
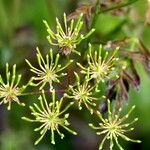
(89, 100, 141, 150)
(64, 72, 97, 114)
(0, 7, 142, 149)
(26, 47, 73, 91)
(22, 90, 76, 145)
(43, 13, 95, 56)
(77, 44, 119, 84)
(0, 63, 33, 110)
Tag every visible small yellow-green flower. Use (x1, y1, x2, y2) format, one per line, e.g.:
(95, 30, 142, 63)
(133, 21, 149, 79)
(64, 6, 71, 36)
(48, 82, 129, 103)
(26, 47, 73, 91)
(89, 100, 141, 150)
(43, 13, 95, 56)
(77, 44, 119, 83)
(22, 90, 77, 145)
(64, 72, 97, 114)
(0, 63, 33, 110)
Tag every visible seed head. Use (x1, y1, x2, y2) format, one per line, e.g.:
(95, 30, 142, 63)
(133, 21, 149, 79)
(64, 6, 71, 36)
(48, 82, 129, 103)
(77, 44, 119, 85)
(0, 63, 33, 110)
(64, 72, 97, 114)
(26, 47, 73, 91)
(22, 90, 77, 145)
(89, 100, 141, 150)
(43, 13, 95, 56)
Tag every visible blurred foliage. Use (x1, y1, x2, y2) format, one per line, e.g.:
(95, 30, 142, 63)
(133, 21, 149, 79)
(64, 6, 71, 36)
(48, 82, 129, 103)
(0, 0, 150, 150)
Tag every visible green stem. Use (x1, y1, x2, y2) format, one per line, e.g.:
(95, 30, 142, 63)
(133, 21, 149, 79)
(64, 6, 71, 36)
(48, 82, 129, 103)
(87, 0, 138, 45)
(90, 0, 100, 28)
(98, 0, 138, 14)
(85, 0, 100, 49)
(67, 56, 71, 86)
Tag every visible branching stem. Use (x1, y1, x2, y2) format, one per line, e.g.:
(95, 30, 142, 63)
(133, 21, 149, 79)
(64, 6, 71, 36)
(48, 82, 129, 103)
(90, 0, 138, 29)
(98, 0, 138, 14)
(20, 89, 66, 96)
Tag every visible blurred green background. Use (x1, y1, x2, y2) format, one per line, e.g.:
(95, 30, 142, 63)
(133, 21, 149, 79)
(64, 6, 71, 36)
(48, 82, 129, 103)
(0, 0, 150, 150)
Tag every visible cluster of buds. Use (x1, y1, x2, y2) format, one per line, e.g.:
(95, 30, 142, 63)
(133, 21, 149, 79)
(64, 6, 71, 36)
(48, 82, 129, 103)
(22, 90, 76, 145)
(89, 100, 141, 150)
(0, 63, 33, 110)
(26, 47, 73, 91)
(64, 71, 98, 114)
(77, 43, 119, 91)
(21, 13, 97, 145)
(43, 13, 95, 56)
(0, 4, 142, 148)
